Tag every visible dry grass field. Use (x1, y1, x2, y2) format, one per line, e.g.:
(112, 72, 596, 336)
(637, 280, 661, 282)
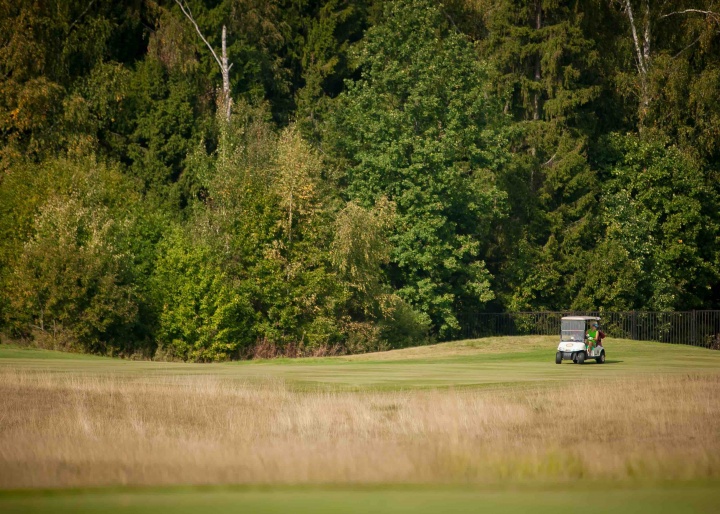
(1, 369, 720, 489)
(1, 336, 720, 512)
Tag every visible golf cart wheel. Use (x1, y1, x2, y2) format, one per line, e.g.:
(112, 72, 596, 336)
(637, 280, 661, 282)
(555, 352, 562, 364)
(596, 351, 605, 364)
(576, 351, 585, 365)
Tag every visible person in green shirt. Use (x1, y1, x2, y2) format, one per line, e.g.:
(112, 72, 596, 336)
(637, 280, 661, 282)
(586, 322, 600, 355)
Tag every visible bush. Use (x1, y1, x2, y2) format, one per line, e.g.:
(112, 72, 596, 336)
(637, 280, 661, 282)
(3, 158, 149, 354)
(153, 228, 256, 362)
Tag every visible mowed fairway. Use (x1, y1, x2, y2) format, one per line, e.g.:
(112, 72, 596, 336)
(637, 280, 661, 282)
(1, 336, 720, 513)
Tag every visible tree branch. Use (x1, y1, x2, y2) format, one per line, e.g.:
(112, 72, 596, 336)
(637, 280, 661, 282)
(174, 0, 233, 121)
(660, 9, 720, 19)
(673, 35, 703, 58)
(542, 152, 558, 168)
(174, 0, 224, 71)
(442, 10, 459, 32)
(68, 0, 97, 34)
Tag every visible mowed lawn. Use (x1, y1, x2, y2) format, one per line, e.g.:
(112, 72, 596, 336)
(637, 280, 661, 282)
(1, 336, 720, 513)
(2, 336, 719, 389)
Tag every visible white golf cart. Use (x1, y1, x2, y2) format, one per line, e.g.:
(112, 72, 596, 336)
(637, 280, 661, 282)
(555, 316, 606, 364)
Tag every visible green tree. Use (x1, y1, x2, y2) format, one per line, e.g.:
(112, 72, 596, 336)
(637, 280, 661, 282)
(152, 227, 256, 361)
(467, 0, 606, 311)
(0, 0, 144, 167)
(607, 0, 720, 132)
(184, 111, 348, 354)
(331, 197, 429, 349)
(295, 0, 373, 140)
(326, 0, 508, 338)
(577, 133, 719, 311)
(2, 157, 157, 354)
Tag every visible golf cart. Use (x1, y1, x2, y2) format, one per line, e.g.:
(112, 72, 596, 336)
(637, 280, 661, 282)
(555, 316, 606, 364)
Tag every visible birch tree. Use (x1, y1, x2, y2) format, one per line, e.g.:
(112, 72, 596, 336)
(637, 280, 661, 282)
(174, 0, 233, 121)
(613, 0, 720, 123)
(274, 125, 322, 246)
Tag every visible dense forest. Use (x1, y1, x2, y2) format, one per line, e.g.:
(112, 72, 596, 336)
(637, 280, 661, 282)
(1, 0, 718, 360)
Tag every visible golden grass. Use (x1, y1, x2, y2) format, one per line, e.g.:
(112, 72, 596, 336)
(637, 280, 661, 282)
(1, 368, 719, 489)
(340, 336, 551, 361)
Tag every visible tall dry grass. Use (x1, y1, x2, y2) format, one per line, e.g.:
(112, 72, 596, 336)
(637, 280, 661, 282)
(1, 369, 718, 489)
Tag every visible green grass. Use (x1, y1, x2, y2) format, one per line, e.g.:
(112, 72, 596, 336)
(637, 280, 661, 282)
(0, 343, 109, 360)
(2, 483, 719, 514)
(2, 336, 719, 391)
(2, 336, 720, 512)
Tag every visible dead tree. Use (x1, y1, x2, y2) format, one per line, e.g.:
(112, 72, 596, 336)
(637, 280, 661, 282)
(174, 0, 233, 121)
(619, 0, 651, 120)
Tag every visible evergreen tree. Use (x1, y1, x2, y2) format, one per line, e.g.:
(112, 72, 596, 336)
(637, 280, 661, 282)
(475, 0, 606, 310)
(295, 0, 373, 140)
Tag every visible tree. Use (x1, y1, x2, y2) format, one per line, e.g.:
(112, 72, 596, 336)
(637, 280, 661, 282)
(174, 0, 234, 121)
(580, 133, 719, 311)
(274, 125, 322, 245)
(152, 227, 255, 361)
(2, 157, 156, 354)
(610, 0, 720, 125)
(331, 197, 395, 300)
(295, 0, 373, 140)
(327, 0, 508, 337)
(0, 0, 144, 167)
(469, 0, 605, 311)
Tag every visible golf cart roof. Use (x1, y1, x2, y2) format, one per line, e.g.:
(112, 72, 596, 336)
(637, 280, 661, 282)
(561, 316, 601, 321)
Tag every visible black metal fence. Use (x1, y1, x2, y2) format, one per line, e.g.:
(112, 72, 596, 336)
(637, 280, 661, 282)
(461, 311, 720, 349)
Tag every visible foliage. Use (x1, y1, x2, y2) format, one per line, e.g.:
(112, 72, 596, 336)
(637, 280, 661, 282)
(152, 227, 255, 361)
(2, 158, 156, 354)
(1, 0, 719, 358)
(0, 0, 144, 167)
(474, 0, 606, 311)
(295, 0, 373, 140)
(326, 0, 508, 337)
(581, 133, 719, 311)
(331, 197, 395, 299)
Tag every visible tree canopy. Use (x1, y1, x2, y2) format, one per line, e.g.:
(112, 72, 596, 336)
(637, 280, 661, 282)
(1, 0, 718, 359)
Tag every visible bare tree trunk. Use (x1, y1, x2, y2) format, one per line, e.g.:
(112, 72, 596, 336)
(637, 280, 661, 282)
(175, 0, 233, 122)
(221, 25, 232, 122)
(641, 0, 651, 118)
(621, 0, 650, 122)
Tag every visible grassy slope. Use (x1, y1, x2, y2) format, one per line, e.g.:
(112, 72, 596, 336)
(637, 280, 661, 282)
(2, 337, 720, 513)
(2, 336, 719, 390)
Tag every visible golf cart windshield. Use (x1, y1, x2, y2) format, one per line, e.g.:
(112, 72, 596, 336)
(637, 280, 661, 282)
(561, 319, 585, 342)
